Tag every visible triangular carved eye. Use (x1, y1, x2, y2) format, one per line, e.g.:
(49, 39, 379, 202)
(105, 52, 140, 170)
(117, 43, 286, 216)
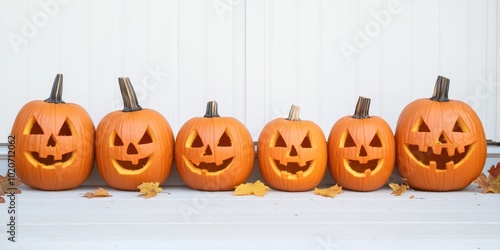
(191, 133, 204, 148)
(58, 120, 73, 136)
(413, 117, 431, 132)
(139, 129, 153, 144)
(369, 133, 382, 147)
(274, 133, 287, 148)
(217, 131, 232, 147)
(301, 134, 312, 148)
(453, 117, 469, 133)
(343, 131, 356, 148)
(30, 119, 44, 135)
(114, 133, 124, 146)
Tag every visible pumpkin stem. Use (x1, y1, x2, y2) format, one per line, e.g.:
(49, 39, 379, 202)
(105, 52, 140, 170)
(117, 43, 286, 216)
(430, 75, 450, 102)
(44, 74, 65, 104)
(352, 96, 371, 119)
(286, 105, 301, 121)
(118, 77, 143, 112)
(204, 101, 221, 118)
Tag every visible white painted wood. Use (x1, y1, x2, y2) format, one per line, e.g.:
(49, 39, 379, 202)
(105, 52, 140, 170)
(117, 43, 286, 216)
(0, 0, 499, 142)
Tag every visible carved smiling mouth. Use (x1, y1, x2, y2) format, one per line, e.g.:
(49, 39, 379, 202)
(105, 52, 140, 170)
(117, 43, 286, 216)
(408, 144, 470, 170)
(273, 160, 312, 175)
(30, 151, 73, 167)
(115, 157, 150, 171)
(346, 159, 380, 174)
(190, 157, 233, 173)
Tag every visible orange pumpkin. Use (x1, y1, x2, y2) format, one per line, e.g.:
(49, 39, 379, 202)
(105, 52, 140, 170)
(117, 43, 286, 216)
(395, 76, 486, 191)
(328, 97, 395, 191)
(175, 101, 254, 191)
(96, 77, 174, 190)
(11, 74, 95, 190)
(258, 105, 327, 191)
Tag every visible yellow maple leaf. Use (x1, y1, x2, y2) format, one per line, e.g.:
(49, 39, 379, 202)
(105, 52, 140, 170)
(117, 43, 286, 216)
(473, 168, 500, 194)
(314, 184, 342, 198)
(233, 180, 270, 197)
(83, 187, 112, 199)
(138, 182, 163, 198)
(389, 183, 408, 196)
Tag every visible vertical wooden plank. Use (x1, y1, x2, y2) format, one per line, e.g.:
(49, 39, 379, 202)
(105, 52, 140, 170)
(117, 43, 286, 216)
(357, 0, 383, 116)
(381, 0, 410, 129)
(205, 0, 234, 116)
(319, 0, 352, 132)
(483, 0, 498, 141)
(297, 0, 319, 122)
(178, 0, 206, 125)
(60, 0, 90, 109)
(232, 0, 247, 124)
(413, 0, 440, 99)
(496, 0, 500, 142)
(89, 0, 120, 123)
(245, 0, 267, 139)
(441, 0, 468, 101)
(147, 0, 177, 130)
(27, 0, 60, 100)
(0, 0, 28, 139)
(122, 0, 148, 106)
(270, 0, 298, 119)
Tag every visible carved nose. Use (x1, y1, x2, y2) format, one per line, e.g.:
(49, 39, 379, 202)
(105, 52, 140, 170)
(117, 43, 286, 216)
(204, 145, 213, 156)
(46, 135, 57, 147)
(438, 132, 449, 144)
(289, 145, 298, 157)
(127, 143, 138, 155)
(359, 145, 368, 157)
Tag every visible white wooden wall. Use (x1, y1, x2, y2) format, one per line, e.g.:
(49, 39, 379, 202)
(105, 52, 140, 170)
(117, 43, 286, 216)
(1, 0, 499, 143)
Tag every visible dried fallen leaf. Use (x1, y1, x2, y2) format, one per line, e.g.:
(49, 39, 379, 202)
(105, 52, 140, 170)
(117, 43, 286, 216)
(233, 180, 270, 197)
(314, 184, 342, 198)
(83, 187, 112, 199)
(474, 163, 500, 194)
(389, 183, 408, 196)
(0, 174, 22, 194)
(409, 195, 415, 199)
(0, 196, 4, 204)
(138, 182, 163, 198)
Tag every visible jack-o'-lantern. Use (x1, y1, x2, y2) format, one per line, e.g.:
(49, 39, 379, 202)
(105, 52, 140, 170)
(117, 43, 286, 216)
(395, 76, 487, 191)
(175, 101, 254, 191)
(96, 77, 174, 190)
(328, 97, 395, 191)
(258, 105, 327, 191)
(11, 74, 95, 190)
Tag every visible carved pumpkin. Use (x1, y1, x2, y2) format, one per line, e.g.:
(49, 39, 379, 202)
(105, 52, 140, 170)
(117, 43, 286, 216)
(96, 77, 174, 190)
(395, 76, 487, 191)
(11, 74, 95, 190)
(175, 101, 254, 191)
(328, 97, 395, 191)
(258, 105, 327, 191)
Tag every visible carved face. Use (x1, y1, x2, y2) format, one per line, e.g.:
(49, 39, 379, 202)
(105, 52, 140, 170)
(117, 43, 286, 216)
(328, 115, 395, 192)
(258, 107, 327, 192)
(96, 109, 174, 191)
(396, 99, 487, 191)
(12, 100, 95, 191)
(175, 110, 255, 191)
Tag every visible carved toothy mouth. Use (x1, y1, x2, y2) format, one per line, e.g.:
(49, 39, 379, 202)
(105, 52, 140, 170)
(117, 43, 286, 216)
(407, 144, 471, 170)
(28, 151, 74, 169)
(271, 159, 313, 179)
(115, 156, 150, 171)
(189, 157, 234, 173)
(346, 159, 380, 175)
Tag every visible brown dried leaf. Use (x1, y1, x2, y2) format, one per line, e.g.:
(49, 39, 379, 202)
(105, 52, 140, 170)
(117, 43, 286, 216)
(0, 196, 4, 204)
(138, 182, 163, 198)
(0, 174, 22, 194)
(488, 176, 500, 194)
(314, 184, 343, 198)
(233, 180, 270, 197)
(83, 187, 112, 199)
(487, 162, 500, 178)
(389, 183, 408, 196)
(473, 173, 491, 194)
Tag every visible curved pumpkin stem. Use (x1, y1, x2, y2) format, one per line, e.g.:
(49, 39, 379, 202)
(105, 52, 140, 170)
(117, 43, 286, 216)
(204, 101, 221, 118)
(352, 96, 371, 119)
(118, 77, 143, 112)
(430, 75, 450, 102)
(286, 105, 301, 121)
(44, 74, 65, 104)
